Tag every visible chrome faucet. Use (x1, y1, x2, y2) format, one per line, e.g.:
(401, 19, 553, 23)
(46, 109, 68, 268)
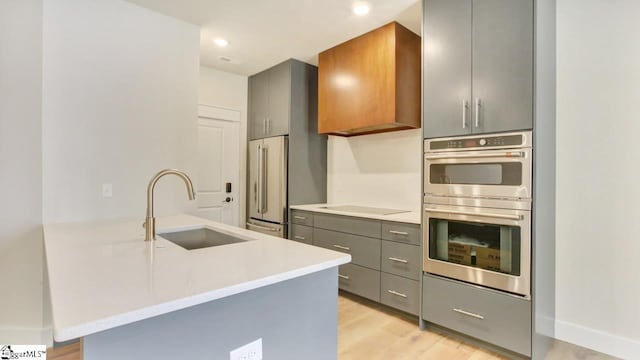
(145, 169, 196, 241)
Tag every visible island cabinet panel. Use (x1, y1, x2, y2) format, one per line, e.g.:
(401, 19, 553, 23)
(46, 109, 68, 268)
(290, 224, 313, 245)
(313, 228, 381, 271)
(380, 273, 420, 315)
(318, 22, 421, 136)
(338, 263, 381, 302)
(422, 273, 532, 356)
(83, 269, 341, 360)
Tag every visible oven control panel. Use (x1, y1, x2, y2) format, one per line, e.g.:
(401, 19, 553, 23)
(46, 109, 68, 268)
(429, 134, 525, 151)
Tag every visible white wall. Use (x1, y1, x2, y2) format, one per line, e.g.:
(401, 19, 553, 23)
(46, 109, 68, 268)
(199, 66, 248, 112)
(198, 66, 248, 224)
(327, 129, 422, 211)
(0, 0, 45, 344)
(556, 0, 640, 358)
(42, 0, 201, 223)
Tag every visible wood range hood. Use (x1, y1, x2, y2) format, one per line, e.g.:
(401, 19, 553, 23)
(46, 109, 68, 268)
(318, 22, 421, 136)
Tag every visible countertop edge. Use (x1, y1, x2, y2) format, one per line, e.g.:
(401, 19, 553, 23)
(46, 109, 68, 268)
(52, 255, 350, 341)
(290, 204, 421, 224)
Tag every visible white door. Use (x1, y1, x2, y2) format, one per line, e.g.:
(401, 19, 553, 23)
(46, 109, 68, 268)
(196, 111, 241, 226)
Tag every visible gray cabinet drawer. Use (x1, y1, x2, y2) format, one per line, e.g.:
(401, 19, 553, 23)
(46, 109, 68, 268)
(313, 228, 381, 270)
(380, 273, 420, 315)
(381, 221, 420, 245)
(422, 274, 531, 356)
(381, 241, 421, 280)
(313, 213, 381, 238)
(290, 224, 312, 245)
(291, 210, 313, 226)
(338, 263, 380, 302)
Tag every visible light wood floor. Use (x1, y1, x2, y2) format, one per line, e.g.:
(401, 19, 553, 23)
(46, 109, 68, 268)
(48, 292, 618, 360)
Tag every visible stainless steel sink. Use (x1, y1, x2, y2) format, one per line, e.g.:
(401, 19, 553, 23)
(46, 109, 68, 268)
(158, 228, 246, 250)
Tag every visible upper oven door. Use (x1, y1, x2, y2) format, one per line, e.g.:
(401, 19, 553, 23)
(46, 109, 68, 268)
(424, 147, 532, 200)
(423, 204, 531, 298)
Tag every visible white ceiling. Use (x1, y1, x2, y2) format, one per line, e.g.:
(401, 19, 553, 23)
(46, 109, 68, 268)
(125, 0, 421, 75)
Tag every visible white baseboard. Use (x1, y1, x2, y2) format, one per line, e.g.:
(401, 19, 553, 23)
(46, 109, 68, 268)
(0, 326, 52, 347)
(536, 314, 555, 338)
(555, 319, 640, 359)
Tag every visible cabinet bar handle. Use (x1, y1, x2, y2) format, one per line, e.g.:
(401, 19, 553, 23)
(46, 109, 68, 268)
(388, 257, 409, 264)
(293, 216, 306, 220)
(388, 230, 409, 236)
(462, 99, 468, 129)
(387, 290, 407, 298)
(338, 274, 350, 280)
(263, 118, 267, 135)
(266, 118, 271, 134)
(333, 244, 351, 251)
(474, 98, 481, 127)
(453, 308, 485, 320)
(294, 236, 305, 240)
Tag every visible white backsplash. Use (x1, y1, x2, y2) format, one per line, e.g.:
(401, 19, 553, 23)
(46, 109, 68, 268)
(327, 129, 422, 211)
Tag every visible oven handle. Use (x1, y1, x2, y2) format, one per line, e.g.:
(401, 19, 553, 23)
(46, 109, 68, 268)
(424, 208, 523, 221)
(424, 151, 525, 160)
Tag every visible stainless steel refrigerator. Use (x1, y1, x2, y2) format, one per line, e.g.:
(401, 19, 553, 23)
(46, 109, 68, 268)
(247, 136, 288, 237)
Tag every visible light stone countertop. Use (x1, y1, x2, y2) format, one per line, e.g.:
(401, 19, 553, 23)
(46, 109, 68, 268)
(44, 214, 350, 341)
(290, 204, 421, 224)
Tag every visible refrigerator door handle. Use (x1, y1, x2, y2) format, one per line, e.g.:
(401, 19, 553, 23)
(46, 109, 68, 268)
(257, 144, 263, 214)
(261, 146, 268, 213)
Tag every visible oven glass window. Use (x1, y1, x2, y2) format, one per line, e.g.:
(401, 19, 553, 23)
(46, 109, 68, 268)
(429, 163, 522, 185)
(429, 218, 521, 276)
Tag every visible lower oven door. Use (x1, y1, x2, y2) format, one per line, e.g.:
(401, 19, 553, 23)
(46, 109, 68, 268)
(423, 204, 531, 298)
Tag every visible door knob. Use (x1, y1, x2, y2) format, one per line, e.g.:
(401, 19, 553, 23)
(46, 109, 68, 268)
(222, 197, 233, 203)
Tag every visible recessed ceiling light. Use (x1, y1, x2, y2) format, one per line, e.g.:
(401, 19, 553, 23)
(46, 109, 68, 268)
(213, 38, 229, 47)
(353, 3, 370, 16)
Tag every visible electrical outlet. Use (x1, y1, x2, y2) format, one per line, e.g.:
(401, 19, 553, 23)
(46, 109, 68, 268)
(230, 338, 262, 360)
(102, 183, 113, 198)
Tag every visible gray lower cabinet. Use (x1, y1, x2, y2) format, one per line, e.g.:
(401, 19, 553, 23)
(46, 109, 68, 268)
(313, 228, 381, 270)
(296, 209, 421, 316)
(422, 273, 532, 356)
(381, 221, 421, 246)
(291, 210, 314, 227)
(381, 240, 421, 281)
(380, 273, 420, 315)
(290, 224, 312, 245)
(313, 213, 381, 239)
(338, 263, 381, 302)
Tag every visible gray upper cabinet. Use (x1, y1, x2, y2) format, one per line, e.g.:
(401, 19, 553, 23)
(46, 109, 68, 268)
(423, 0, 472, 138)
(248, 71, 269, 140)
(472, 0, 533, 134)
(248, 60, 292, 139)
(423, 0, 533, 139)
(267, 61, 292, 137)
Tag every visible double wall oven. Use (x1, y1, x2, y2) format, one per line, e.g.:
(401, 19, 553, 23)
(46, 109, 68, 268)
(423, 131, 532, 298)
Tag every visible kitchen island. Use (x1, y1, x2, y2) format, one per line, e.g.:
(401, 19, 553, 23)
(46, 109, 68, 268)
(44, 214, 350, 360)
